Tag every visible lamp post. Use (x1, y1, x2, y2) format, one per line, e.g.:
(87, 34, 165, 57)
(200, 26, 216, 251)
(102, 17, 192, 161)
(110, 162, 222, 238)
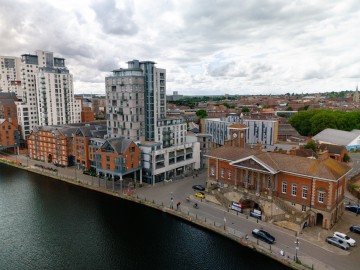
(295, 237, 300, 262)
(170, 192, 174, 209)
(224, 211, 226, 230)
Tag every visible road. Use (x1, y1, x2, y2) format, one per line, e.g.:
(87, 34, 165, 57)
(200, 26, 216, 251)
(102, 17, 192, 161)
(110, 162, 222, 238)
(137, 175, 360, 270)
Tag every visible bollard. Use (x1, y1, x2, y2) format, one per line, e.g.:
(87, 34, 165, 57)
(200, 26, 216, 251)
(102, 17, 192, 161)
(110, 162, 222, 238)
(196, 214, 197, 219)
(145, 197, 146, 201)
(257, 239, 259, 245)
(246, 215, 248, 219)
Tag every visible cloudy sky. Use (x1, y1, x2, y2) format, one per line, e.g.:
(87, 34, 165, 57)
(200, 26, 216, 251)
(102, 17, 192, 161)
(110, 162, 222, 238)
(1, 0, 359, 96)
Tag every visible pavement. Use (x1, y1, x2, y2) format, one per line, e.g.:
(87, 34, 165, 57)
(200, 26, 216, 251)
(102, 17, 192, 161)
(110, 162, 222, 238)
(2, 152, 360, 270)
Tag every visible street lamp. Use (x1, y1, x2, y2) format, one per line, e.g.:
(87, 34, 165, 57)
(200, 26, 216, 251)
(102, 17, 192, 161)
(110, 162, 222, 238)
(295, 237, 300, 261)
(224, 212, 226, 230)
(170, 192, 174, 209)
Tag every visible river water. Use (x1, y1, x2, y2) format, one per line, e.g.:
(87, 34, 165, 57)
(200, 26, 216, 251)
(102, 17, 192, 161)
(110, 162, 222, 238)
(0, 163, 291, 270)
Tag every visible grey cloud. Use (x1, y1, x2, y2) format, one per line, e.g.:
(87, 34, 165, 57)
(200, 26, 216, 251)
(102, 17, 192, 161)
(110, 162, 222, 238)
(91, 0, 138, 36)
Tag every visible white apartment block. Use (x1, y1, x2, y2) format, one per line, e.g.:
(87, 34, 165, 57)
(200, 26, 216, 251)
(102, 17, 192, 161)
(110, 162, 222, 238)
(1, 50, 76, 139)
(156, 118, 187, 147)
(73, 97, 82, 123)
(36, 52, 75, 126)
(0, 56, 22, 96)
(205, 117, 278, 146)
(139, 141, 200, 185)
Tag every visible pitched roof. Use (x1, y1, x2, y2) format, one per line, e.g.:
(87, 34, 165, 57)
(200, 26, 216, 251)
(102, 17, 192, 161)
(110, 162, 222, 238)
(205, 146, 259, 161)
(106, 137, 133, 154)
(319, 144, 346, 155)
(206, 146, 351, 181)
(313, 128, 360, 146)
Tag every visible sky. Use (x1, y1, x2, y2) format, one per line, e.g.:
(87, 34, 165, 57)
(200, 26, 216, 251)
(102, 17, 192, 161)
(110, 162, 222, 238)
(1, 0, 360, 96)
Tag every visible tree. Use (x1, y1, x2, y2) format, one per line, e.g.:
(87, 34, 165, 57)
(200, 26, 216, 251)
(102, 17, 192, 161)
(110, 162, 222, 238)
(343, 153, 351, 163)
(241, 107, 250, 113)
(286, 106, 293, 111)
(196, 109, 207, 119)
(304, 140, 317, 151)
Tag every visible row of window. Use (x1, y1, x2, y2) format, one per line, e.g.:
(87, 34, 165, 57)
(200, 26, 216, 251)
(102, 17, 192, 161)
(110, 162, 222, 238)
(282, 181, 325, 203)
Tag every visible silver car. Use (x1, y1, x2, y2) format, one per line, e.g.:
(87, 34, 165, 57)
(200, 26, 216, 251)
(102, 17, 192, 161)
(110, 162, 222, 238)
(326, 236, 349, 250)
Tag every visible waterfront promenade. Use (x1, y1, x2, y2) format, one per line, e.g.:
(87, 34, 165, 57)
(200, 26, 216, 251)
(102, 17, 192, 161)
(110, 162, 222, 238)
(1, 153, 359, 270)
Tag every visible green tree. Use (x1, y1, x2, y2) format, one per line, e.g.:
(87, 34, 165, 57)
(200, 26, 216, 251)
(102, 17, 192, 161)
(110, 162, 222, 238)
(196, 109, 208, 119)
(241, 107, 250, 113)
(343, 153, 351, 163)
(286, 106, 293, 111)
(304, 140, 317, 151)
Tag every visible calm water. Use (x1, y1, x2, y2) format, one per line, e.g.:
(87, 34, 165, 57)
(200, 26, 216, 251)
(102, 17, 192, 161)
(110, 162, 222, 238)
(0, 163, 291, 270)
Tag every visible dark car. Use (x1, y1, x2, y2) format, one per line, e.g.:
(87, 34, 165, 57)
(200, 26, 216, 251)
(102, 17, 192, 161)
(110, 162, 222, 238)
(345, 205, 360, 214)
(252, 229, 275, 244)
(350, 226, 360, 234)
(192, 185, 205, 191)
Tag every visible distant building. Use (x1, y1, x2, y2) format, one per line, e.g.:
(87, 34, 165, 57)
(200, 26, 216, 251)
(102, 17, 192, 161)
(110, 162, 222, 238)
(81, 107, 95, 123)
(166, 91, 183, 102)
(353, 85, 359, 103)
(205, 117, 278, 147)
(313, 128, 360, 151)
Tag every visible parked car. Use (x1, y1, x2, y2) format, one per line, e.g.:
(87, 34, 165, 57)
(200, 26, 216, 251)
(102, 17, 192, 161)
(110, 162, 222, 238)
(250, 209, 262, 219)
(252, 229, 275, 244)
(192, 185, 205, 191)
(345, 205, 360, 214)
(350, 225, 360, 234)
(230, 201, 243, 213)
(195, 192, 205, 199)
(326, 236, 349, 250)
(333, 232, 356, 247)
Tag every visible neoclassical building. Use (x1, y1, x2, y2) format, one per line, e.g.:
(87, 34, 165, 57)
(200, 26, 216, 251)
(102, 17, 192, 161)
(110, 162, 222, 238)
(205, 125, 352, 230)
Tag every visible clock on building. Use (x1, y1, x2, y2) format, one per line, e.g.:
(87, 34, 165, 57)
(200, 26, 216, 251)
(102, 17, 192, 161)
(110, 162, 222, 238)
(233, 132, 238, 138)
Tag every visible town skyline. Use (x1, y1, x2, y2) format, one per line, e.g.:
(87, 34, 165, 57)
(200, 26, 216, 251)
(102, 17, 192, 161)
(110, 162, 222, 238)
(1, 0, 360, 96)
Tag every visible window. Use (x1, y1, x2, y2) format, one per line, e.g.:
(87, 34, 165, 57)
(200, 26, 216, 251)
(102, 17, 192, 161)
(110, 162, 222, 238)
(220, 168, 224, 178)
(282, 181, 287, 194)
(292, 184, 297, 196)
(106, 156, 110, 162)
(227, 170, 231, 180)
(318, 192, 325, 203)
(210, 167, 215, 176)
(301, 205, 306, 212)
(302, 185, 308, 199)
(291, 202, 296, 206)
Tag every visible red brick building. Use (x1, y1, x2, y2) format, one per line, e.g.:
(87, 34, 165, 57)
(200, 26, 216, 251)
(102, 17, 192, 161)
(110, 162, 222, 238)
(205, 127, 351, 230)
(27, 125, 77, 166)
(93, 137, 143, 188)
(81, 107, 95, 122)
(0, 119, 19, 150)
(73, 124, 107, 170)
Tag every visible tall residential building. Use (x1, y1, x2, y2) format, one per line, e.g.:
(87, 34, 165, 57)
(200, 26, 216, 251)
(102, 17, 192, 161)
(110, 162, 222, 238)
(0, 56, 22, 95)
(36, 51, 75, 126)
(106, 63, 145, 141)
(106, 60, 167, 142)
(1, 50, 76, 139)
(17, 53, 41, 139)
